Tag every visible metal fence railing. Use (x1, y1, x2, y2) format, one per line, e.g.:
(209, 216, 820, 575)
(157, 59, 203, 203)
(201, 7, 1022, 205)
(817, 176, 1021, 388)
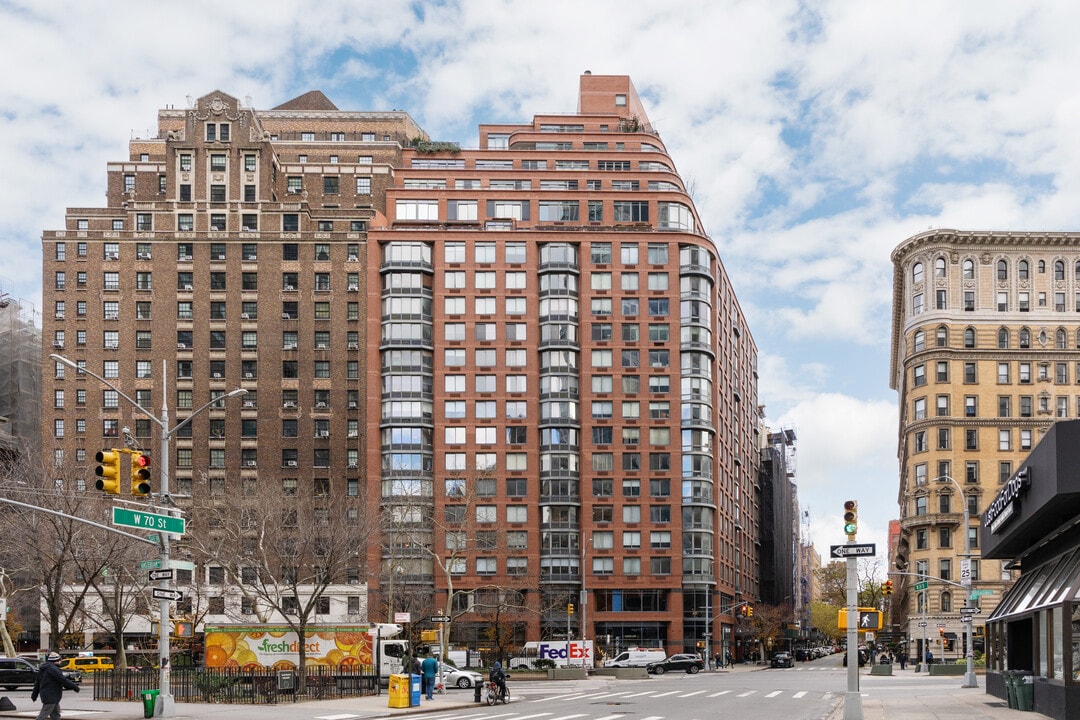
(92, 665, 379, 704)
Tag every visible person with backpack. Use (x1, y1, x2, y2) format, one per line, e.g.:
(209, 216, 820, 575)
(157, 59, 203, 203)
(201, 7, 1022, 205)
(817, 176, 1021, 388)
(31, 651, 80, 720)
(489, 661, 507, 702)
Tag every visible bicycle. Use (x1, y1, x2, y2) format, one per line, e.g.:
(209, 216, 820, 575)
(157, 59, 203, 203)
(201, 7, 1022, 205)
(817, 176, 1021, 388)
(483, 680, 509, 705)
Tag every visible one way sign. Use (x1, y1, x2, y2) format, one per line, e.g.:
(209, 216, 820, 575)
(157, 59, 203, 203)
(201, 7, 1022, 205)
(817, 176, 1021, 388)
(830, 543, 876, 558)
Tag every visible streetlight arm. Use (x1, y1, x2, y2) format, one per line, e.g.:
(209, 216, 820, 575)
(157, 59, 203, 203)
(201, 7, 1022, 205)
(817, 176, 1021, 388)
(166, 389, 246, 440)
(50, 354, 163, 430)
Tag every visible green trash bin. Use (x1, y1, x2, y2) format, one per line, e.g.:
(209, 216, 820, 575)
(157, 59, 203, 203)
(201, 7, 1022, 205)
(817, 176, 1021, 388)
(141, 689, 160, 719)
(1015, 672, 1034, 712)
(1004, 671, 1017, 709)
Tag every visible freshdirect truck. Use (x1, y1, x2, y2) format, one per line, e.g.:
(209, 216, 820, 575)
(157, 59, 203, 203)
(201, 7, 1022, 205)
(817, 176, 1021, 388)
(202, 623, 410, 679)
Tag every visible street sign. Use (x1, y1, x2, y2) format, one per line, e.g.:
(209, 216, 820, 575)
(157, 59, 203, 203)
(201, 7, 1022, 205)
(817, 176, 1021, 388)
(918, 622, 928, 627)
(970, 589, 994, 598)
(112, 507, 185, 535)
(139, 559, 162, 571)
(138, 559, 194, 572)
(830, 543, 876, 558)
(151, 588, 183, 602)
(959, 615, 973, 623)
(149, 569, 174, 582)
(960, 607, 979, 614)
(430, 615, 451, 623)
(913, 581, 929, 592)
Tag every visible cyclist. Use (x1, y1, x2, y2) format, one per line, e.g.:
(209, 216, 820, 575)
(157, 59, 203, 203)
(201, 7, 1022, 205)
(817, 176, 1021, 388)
(489, 661, 507, 702)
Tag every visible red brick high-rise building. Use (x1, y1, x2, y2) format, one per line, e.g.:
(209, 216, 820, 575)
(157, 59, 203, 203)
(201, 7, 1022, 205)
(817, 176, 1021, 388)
(41, 74, 760, 660)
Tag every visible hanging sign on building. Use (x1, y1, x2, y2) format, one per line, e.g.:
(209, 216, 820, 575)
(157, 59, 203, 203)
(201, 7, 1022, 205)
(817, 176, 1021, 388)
(984, 466, 1031, 535)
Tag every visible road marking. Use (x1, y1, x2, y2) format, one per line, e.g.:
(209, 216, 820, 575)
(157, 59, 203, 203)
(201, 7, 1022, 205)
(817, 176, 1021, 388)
(679, 690, 707, 698)
(621, 691, 658, 698)
(793, 691, 807, 698)
(533, 694, 587, 703)
(496, 714, 553, 720)
(737, 690, 758, 697)
(650, 690, 683, 697)
(765, 690, 783, 698)
(315, 715, 360, 720)
(546, 714, 589, 720)
(591, 715, 628, 720)
(591, 692, 634, 698)
(639, 716, 666, 720)
(707, 690, 732, 697)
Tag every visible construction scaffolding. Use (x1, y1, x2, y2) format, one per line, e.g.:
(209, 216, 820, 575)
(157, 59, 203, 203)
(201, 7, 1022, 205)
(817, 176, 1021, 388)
(0, 282, 41, 457)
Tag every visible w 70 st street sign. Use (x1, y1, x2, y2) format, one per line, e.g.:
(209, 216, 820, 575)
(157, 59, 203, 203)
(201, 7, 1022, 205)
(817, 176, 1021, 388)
(830, 543, 876, 558)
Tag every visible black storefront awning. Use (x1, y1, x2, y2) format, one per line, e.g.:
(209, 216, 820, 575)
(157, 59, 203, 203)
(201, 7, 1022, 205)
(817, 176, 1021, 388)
(987, 544, 1080, 622)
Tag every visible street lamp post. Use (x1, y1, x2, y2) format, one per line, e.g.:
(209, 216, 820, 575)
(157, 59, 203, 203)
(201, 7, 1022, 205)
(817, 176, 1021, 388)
(933, 475, 977, 689)
(580, 536, 592, 668)
(51, 354, 246, 717)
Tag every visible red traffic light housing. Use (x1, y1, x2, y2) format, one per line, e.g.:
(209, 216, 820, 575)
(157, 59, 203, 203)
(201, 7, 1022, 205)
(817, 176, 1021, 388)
(883, 579, 894, 596)
(131, 452, 152, 496)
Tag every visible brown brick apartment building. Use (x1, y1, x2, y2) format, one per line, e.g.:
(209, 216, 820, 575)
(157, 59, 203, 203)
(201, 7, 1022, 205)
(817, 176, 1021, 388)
(41, 74, 761, 661)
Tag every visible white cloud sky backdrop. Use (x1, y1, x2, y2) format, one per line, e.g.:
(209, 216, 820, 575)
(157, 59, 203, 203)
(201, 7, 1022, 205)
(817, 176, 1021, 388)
(4, 0, 1079, 564)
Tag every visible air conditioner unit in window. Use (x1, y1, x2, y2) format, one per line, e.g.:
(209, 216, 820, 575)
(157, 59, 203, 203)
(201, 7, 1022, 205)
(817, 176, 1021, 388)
(244, 372, 254, 378)
(241, 313, 250, 319)
(137, 252, 151, 260)
(177, 342, 187, 349)
(245, 460, 257, 467)
(105, 342, 118, 350)
(348, 342, 359, 350)
(105, 313, 118, 320)
(348, 401, 358, 408)
(243, 400, 256, 408)
(284, 285, 294, 291)
(54, 313, 64, 320)
(316, 343, 328, 350)
(318, 431, 330, 438)
(347, 462, 358, 468)
(285, 460, 298, 467)
(210, 225, 224, 231)
(315, 402, 328, 409)
(53, 341, 64, 349)
(347, 255, 359, 262)
(282, 313, 291, 319)
(285, 343, 297, 350)
(105, 253, 119, 261)
(214, 254, 226, 260)
(179, 255, 192, 261)
(347, 284, 359, 292)
(183, 284, 193, 291)
(283, 401, 297, 408)
(288, 188, 302, 193)
(213, 372, 222, 378)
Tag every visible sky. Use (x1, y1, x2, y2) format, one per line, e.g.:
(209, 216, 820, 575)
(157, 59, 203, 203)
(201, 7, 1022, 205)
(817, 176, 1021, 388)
(3, 0, 1079, 568)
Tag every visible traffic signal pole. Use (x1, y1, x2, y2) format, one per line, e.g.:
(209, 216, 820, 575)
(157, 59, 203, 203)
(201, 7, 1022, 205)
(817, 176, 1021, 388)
(844, 549, 862, 720)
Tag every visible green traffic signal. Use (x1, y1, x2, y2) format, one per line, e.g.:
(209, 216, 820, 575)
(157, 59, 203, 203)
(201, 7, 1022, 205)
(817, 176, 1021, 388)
(843, 500, 858, 538)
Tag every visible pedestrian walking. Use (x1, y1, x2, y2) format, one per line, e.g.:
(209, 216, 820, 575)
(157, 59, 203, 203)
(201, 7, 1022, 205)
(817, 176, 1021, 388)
(898, 652, 907, 670)
(31, 651, 80, 720)
(421, 653, 438, 700)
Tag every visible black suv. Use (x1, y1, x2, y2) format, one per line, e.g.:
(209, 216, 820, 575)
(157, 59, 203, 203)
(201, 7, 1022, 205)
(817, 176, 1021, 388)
(646, 654, 705, 674)
(0, 657, 82, 690)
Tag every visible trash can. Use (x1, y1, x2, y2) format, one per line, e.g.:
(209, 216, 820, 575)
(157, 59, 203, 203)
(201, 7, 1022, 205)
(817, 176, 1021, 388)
(1015, 672, 1035, 712)
(410, 673, 422, 707)
(1004, 671, 1017, 709)
(140, 689, 160, 719)
(387, 674, 410, 708)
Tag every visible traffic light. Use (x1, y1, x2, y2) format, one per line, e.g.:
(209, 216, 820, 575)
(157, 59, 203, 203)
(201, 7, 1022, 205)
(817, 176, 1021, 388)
(883, 579, 894, 596)
(95, 450, 121, 494)
(567, 603, 574, 614)
(130, 452, 152, 496)
(172, 620, 193, 638)
(939, 628, 945, 638)
(843, 500, 858, 540)
(746, 606, 754, 618)
(739, 606, 747, 617)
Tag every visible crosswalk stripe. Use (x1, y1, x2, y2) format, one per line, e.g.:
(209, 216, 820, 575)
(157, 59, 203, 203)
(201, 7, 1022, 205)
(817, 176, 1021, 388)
(765, 691, 782, 698)
(621, 691, 657, 698)
(590, 715, 627, 720)
(679, 690, 707, 698)
(639, 716, 665, 720)
(532, 694, 587, 703)
(737, 690, 757, 697)
(499, 713, 554, 720)
(650, 690, 683, 697)
(707, 690, 732, 697)
(546, 714, 589, 720)
(793, 691, 807, 698)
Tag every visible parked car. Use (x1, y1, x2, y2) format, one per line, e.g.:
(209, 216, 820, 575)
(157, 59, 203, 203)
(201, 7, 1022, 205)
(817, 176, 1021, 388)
(842, 649, 869, 667)
(58, 655, 114, 674)
(0, 657, 82, 690)
(439, 663, 483, 688)
(770, 652, 794, 668)
(646, 654, 704, 674)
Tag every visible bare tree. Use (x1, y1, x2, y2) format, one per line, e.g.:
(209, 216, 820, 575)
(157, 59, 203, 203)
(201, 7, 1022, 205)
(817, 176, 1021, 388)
(185, 473, 377, 683)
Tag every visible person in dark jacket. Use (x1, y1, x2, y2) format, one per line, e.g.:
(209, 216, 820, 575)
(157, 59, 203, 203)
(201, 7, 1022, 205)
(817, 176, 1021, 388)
(31, 652, 80, 720)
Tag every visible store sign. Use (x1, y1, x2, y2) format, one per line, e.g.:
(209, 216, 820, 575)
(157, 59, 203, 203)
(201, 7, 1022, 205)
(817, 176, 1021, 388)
(985, 466, 1031, 534)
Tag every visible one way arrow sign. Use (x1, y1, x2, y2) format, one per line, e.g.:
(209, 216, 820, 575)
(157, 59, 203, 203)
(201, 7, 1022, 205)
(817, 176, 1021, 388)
(148, 569, 174, 582)
(830, 543, 876, 558)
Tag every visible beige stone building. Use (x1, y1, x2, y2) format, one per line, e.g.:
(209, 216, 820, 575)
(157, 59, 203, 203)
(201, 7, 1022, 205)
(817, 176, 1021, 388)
(890, 228, 1080, 661)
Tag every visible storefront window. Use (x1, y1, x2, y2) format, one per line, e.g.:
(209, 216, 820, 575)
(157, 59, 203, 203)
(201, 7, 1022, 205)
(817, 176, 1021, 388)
(1072, 605, 1080, 682)
(1053, 605, 1064, 679)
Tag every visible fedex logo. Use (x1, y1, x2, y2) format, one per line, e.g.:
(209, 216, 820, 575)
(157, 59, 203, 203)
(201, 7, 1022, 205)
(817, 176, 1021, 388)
(539, 642, 591, 660)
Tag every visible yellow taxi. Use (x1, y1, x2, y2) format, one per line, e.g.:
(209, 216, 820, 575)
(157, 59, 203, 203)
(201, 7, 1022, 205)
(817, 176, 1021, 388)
(58, 656, 114, 673)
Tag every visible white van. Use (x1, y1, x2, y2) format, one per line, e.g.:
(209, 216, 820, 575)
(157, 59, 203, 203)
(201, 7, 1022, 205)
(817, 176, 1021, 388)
(605, 648, 667, 668)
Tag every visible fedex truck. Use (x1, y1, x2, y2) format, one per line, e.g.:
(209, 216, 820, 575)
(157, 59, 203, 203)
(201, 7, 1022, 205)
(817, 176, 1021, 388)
(509, 640, 594, 669)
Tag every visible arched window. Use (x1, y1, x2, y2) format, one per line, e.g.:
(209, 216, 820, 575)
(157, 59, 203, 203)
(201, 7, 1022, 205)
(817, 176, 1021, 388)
(913, 330, 925, 352)
(1076, 328, 1080, 350)
(964, 327, 976, 348)
(1018, 259, 1029, 280)
(998, 327, 1010, 349)
(997, 259, 1008, 281)
(1074, 260, 1080, 281)
(963, 259, 975, 280)
(936, 326, 948, 348)
(1057, 329, 1067, 349)
(912, 262, 924, 284)
(1020, 327, 1031, 348)
(1039, 260, 1046, 273)
(941, 591, 952, 613)
(1055, 260, 1066, 281)
(935, 257, 946, 277)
